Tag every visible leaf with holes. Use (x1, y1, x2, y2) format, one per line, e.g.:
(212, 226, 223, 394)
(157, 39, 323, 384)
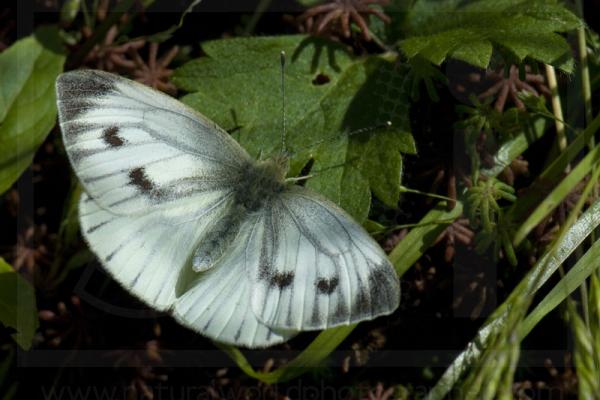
(173, 35, 415, 221)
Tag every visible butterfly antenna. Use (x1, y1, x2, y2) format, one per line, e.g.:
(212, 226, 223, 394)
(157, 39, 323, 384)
(280, 51, 287, 154)
(289, 120, 393, 155)
(345, 120, 392, 139)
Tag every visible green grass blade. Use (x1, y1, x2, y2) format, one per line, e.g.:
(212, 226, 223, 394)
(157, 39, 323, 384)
(425, 198, 600, 400)
(219, 201, 462, 383)
(481, 117, 547, 178)
(513, 142, 600, 245)
(507, 112, 600, 223)
(520, 237, 600, 338)
(389, 201, 463, 276)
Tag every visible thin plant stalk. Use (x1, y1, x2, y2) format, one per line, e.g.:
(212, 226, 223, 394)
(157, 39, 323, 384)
(545, 64, 567, 153)
(576, 0, 594, 133)
(243, 0, 272, 36)
(576, 0, 599, 232)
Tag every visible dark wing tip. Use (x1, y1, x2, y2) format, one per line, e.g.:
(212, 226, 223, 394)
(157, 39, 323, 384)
(56, 69, 116, 100)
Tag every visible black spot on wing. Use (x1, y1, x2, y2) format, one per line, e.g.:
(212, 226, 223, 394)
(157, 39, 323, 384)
(128, 167, 164, 199)
(129, 168, 154, 192)
(316, 277, 339, 295)
(269, 271, 294, 289)
(103, 126, 124, 147)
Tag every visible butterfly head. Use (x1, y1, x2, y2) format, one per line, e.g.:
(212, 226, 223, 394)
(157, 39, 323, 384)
(253, 154, 288, 187)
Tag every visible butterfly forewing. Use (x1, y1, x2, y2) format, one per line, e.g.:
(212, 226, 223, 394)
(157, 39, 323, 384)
(58, 70, 251, 309)
(56, 70, 251, 216)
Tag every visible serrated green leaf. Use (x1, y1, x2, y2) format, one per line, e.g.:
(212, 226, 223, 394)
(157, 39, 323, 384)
(173, 35, 415, 221)
(0, 258, 38, 350)
(399, 0, 581, 71)
(452, 40, 493, 69)
(0, 27, 65, 195)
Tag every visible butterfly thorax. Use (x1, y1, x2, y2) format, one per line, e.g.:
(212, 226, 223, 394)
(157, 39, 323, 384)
(235, 157, 288, 212)
(186, 157, 289, 274)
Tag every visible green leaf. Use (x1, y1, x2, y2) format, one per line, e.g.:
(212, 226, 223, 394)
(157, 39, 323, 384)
(399, 0, 581, 71)
(0, 27, 65, 195)
(0, 258, 38, 350)
(173, 35, 415, 221)
(219, 201, 462, 383)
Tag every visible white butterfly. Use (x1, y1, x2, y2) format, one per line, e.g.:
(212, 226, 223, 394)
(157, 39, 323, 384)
(56, 69, 400, 348)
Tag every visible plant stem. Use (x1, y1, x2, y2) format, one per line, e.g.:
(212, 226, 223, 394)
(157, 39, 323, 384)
(243, 0, 272, 36)
(399, 185, 455, 202)
(545, 64, 567, 153)
(366, 27, 390, 52)
(68, 0, 136, 69)
(575, 3, 598, 206)
(80, 0, 92, 28)
(578, 29, 593, 129)
(576, 1, 593, 132)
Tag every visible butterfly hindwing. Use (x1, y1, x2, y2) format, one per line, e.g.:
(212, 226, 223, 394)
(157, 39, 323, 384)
(173, 219, 297, 347)
(247, 186, 400, 331)
(78, 191, 237, 310)
(56, 70, 251, 216)
(62, 70, 252, 310)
